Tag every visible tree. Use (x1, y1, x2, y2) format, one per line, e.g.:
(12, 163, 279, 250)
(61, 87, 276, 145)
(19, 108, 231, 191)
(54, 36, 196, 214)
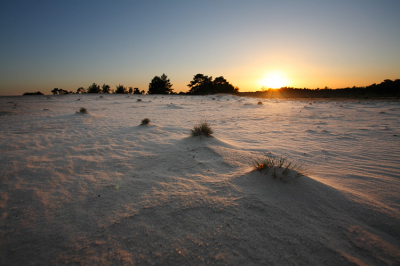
(148, 73, 173, 94)
(187, 74, 238, 94)
(77, 87, 86, 94)
(23, 91, 44, 95)
(102, 84, 110, 93)
(58, 89, 69, 94)
(187, 74, 213, 95)
(51, 88, 59, 95)
(87, 83, 101, 93)
(133, 87, 142, 94)
(213, 76, 238, 94)
(115, 84, 127, 94)
(128, 87, 133, 94)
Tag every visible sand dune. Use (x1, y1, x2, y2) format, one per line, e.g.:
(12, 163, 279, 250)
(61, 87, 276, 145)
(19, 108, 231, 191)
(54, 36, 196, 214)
(0, 94, 399, 265)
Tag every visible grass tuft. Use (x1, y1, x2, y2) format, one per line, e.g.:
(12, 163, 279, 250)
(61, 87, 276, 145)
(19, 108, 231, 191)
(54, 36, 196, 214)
(78, 107, 87, 114)
(258, 101, 263, 105)
(141, 118, 150, 125)
(252, 155, 304, 182)
(191, 119, 213, 137)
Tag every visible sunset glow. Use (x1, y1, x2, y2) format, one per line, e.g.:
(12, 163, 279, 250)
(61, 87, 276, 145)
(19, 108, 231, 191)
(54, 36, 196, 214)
(0, 1, 399, 95)
(259, 72, 290, 89)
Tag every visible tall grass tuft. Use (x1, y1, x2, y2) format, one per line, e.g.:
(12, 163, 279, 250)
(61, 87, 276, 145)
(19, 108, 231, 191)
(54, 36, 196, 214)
(191, 119, 213, 137)
(252, 155, 304, 182)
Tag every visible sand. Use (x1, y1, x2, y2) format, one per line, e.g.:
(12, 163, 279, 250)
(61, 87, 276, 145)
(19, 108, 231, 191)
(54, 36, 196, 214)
(0, 94, 399, 265)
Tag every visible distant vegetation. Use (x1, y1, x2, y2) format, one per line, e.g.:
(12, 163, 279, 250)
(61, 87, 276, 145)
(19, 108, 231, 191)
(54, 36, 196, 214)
(115, 84, 128, 94)
(240, 79, 400, 98)
(36, 76, 399, 98)
(187, 74, 239, 95)
(87, 83, 101, 93)
(51, 88, 72, 95)
(148, 74, 173, 94)
(23, 91, 44, 95)
(102, 84, 111, 93)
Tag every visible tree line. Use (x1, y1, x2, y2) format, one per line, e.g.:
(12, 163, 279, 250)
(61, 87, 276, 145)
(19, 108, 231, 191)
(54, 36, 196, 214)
(44, 73, 238, 95)
(239, 79, 400, 99)
(24, 75, 399, 98)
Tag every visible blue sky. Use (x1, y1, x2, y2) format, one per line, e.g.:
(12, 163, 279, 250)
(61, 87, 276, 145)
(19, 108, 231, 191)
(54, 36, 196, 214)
(1, 0, 399, 95)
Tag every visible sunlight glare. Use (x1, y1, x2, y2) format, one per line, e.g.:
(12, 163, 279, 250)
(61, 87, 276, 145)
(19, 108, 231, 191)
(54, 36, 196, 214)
(259, 71, 289, 89)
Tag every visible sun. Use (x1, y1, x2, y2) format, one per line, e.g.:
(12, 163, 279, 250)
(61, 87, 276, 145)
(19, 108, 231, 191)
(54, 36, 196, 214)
(259, 71, 289, 89)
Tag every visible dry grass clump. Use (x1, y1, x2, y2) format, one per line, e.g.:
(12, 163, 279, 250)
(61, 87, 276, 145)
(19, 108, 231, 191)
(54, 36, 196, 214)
(191, 119, 213, 137)
(141, 118, 150, 125)
(137, 99, 142, 101)
(252, 155, 304, 182)
(258, 101, 263, 105)
(77, 107, 87, 114)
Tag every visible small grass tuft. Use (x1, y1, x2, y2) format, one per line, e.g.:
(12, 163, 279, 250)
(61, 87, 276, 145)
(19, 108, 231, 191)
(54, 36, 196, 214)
(137, 99, 142, 101)
(141, 118, 150, 125)
(191, 119, 213, 137)
(257, 101, 263, 105)
(78, 107, 87, 114)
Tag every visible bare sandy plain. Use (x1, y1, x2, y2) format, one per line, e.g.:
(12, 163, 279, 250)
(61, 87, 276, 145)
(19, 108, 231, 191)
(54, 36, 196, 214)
(0, 94, 399, 265)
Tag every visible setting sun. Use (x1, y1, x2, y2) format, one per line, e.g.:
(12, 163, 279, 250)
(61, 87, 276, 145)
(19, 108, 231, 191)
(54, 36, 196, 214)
(259, 71, 290, 89)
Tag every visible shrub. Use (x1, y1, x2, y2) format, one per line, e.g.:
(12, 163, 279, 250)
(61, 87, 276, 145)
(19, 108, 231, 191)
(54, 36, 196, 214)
(141, 118, 150, 125)
(258, 101, 263, 105)
(137, 99, 142, 101)
(78, 107, 87, 114)
(252, 155, 303, 182)
(191, 119, 213, 137)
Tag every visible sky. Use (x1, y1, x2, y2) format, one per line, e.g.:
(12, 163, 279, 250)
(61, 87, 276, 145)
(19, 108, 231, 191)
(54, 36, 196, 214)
(1, 0, 399, 95)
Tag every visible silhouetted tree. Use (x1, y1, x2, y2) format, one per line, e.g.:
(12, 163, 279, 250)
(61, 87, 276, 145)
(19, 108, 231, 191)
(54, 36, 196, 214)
(128, 87, 133, 94)
(133, 88, 142, 94)
(102, 84, 110, 93)
(213, 76, 238, 94)
(51, 88, 59, 95)
(187, 74, 238, 95)
(148, 73, 173, 94)
(115, 84, 127, 94)
(58, 89, 69, 94)
(87, 83, 101, 93)
(23, 91, 44, 95)
(187, 74, 213, 95)
(77, 87, 86, 94)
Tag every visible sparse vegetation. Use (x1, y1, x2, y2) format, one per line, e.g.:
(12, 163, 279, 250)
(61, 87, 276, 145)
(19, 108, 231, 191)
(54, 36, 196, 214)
(252, 155, 304, 182)
(78, 107, 87, 114)
(258, 101, 263, 105)
(141, 118, 150, 125)
(191, 119, 213, 137)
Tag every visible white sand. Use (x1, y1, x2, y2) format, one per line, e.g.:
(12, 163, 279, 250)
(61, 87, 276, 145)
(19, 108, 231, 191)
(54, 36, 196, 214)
(0, 94, 399, 265)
